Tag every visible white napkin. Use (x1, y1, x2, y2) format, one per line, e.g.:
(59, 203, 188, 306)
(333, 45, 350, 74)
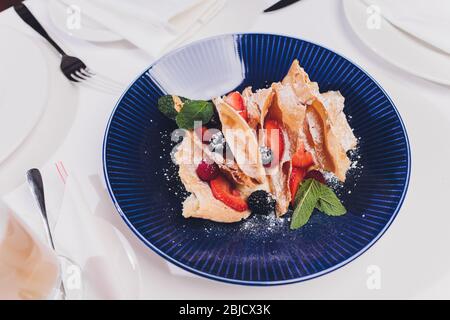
(59, 0, 226, 57)
(55, 173, 142, 299)
(2, 162, 142, 299)
(2, 165, 65, 242)
(363, 0, 450, 54)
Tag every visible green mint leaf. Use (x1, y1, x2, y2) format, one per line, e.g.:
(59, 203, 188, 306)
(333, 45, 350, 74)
(176, 100, 213, 129)
(290, 179, 322, 230)
(180, 96, 190, 103)
(315, 200, 323, 212)
(157, 95, 178, 120)
(316, 184, 347, 216)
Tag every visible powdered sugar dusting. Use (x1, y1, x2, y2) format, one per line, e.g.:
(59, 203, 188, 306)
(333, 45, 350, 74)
(239, 213, 290, 238)
(322, 137, 362, 198)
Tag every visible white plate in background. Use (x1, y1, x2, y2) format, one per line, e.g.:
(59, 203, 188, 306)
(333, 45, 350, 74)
(48, 0, 267, 47)
(0, 26, 48, 164)
(47, 0, 122, 43)
(0, 26, 79, 194)
(343, 0, 450, 86)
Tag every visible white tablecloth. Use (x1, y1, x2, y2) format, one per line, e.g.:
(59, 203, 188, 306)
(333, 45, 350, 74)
(1, 0, 450, 299)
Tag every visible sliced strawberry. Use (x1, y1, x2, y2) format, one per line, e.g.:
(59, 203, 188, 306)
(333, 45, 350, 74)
(264, 119, 285, 166)
(292, 142, 314, 168)
(225, 92, 248, 121)
(231, 189, 241, 197)
(289, 167, 306, 206)
(225, 92, 244, 111)
(210, 175, 248, 212)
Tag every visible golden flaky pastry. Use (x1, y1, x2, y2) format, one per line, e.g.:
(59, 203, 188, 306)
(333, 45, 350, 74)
(271, 82, 307, 155)
(257, 89, 293, 217)
(174, 59, 357, 222)
(241, 87, 261, 129)
(282, 59, 357, 181)
(191, 129, 264, 193)
(213, 97, 267, 185)
(174, 131, 251, 223)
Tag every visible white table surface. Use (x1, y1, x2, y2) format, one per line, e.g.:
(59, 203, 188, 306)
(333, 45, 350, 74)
(1, 0, 450, 299)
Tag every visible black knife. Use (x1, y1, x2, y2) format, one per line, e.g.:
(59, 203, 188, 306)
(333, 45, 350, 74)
(264, 0, 301, 13)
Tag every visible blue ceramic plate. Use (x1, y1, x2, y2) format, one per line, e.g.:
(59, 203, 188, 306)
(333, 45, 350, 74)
(103, 34, 410, 285)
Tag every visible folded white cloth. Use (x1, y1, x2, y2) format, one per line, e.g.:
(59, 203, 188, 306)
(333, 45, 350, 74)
(363, 0, 450, 54)
(59, 0, 225, 57)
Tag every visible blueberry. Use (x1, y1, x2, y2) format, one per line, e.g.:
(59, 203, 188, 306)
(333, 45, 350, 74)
(247, 190, 276, 215)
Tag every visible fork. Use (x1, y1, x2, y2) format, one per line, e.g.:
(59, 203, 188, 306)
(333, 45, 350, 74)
(14, 3, 124, 95)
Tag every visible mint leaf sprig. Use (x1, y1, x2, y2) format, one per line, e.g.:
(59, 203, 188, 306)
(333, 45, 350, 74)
(315, 186, 347, 216)
(157, 95, 189, 120)
(290, 179, 347, 230)
(157, 95, 214, 130)
(175, 100, 213, 129)
(290, 179, 322, 229)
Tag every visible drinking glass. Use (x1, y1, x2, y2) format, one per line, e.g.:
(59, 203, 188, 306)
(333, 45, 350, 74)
(0, 201, 62, 300)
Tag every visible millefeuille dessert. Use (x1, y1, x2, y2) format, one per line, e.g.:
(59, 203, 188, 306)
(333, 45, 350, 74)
(158, 60, 357, 229)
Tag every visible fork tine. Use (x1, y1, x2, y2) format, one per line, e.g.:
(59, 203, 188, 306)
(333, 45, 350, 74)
(74, 70, 122, 95)
(68, 71, 82, 82)
(84, 68, 96, 76)
(78, 69, 92, 78)
(62, 54, 124, 94)
(75, 70, 90, 80)
(86, 68, 126, 88)
(81, 69, 124, 91)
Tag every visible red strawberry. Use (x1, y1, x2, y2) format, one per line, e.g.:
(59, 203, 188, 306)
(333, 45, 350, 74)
(292, 142, 314, 168)
(289, 167, 306, 205)
(210, 175, 248, 212)
(196, 160, 219, 181)
(264, 119, 285, 166)
(225, 92, 248, 121)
